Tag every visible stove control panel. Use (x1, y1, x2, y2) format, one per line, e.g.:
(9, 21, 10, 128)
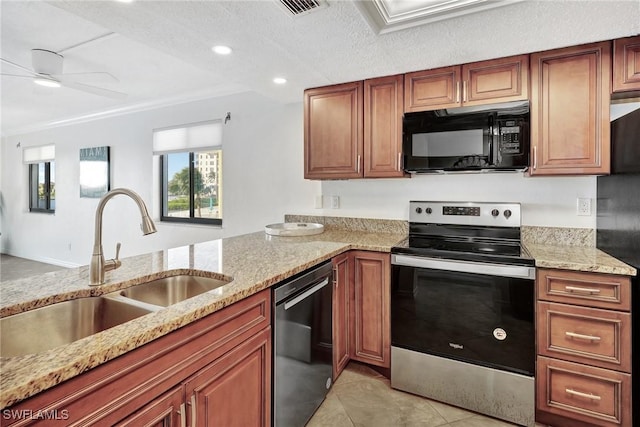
(443, 206, 481, 216)
(410, 201, 521, 227)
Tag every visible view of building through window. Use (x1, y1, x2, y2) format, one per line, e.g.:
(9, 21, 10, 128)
(164, 149, 222, 222)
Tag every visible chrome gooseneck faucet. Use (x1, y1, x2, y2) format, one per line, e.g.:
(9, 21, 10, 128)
(90, 188, 157, 285)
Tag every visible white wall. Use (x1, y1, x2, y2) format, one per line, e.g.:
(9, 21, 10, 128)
(0, 90, 600, 268)
(0, 92, 319, 266)
(312, 173, 596, 228)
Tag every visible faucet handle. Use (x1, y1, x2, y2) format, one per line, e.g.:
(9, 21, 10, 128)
(104, 242, 122, 272)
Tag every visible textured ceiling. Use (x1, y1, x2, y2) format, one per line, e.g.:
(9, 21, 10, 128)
(1, 0, 639, 136)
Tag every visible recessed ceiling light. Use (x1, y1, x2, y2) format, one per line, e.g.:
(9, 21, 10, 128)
(115, 0, 134, 3)
(212, 45, 232, 55)
(273, 77, 287, 84)
(34, 78, 61, 88)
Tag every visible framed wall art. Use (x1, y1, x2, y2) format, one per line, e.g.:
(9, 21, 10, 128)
(79, 146, 110, 198)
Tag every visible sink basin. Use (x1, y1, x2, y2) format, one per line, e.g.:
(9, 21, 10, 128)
(0, 296, 153, 358)
(117, 275, 230, 307)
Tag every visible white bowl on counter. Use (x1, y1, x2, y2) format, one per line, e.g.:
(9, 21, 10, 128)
(264, 223, 324, 236)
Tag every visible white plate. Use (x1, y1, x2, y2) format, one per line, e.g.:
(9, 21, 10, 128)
(264, 223, 324, 236)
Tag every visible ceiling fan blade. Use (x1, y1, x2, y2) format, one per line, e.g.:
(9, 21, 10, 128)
(54, 71, 119, 82)
(0, 73, 36, 79)
(60, 80, 127, 99)
(0, 57, 37, 76)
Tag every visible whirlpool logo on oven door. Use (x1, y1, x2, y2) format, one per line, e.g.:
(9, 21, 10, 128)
(449, 343, 464, 350)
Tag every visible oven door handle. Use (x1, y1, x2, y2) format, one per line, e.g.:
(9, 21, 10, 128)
(284, 278, 330, 310)
(392, 254, 535, 279)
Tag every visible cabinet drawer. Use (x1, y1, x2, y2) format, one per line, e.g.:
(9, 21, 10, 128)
(536, 356, 631, 427)
(537, 268, 631, 310)
(537, 302, 631, 372)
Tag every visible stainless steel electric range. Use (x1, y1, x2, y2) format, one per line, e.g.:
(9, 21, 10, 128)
(391, 201, 536, 426)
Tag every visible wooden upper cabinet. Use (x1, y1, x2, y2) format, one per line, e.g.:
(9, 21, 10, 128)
(462, 55, 529, 106)
(613, 35, 640, 92)
(364, 75, 405, 177)
(304, 82, 363, 179)
(404, 55, 529, 112)
(530, 41, 611, 176)
(405, 66, 460, 111)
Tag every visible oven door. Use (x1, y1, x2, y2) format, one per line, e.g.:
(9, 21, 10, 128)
(391, 254, 535, 376)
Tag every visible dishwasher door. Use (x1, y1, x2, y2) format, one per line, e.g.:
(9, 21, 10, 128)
(273, 261, 333, 427)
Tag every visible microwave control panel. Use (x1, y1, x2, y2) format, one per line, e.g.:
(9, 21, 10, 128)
(498, 119, 523, 155)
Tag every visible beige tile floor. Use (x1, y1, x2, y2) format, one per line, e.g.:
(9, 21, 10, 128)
(0, 254, 67, 282)
(308, 362, 539, 427)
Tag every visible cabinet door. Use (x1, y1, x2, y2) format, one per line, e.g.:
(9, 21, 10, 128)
(462, 55, 529, 106)
(364, 75, 405, 178)
(404, 66, 461, 112)
(304, 82, 363, 179)
(613, 36, 640, 92)
(350, 251, 390, 368)
(185, 328, 271, 427)
(114, 387, 184, 427)
(332, 253, 350, 379)
(530, 41, 611, 175)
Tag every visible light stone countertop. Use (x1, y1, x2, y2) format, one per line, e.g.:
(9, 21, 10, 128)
(1, 225, 637, 409)
(524, 243, 637, 276)
(0, 229, 404, 409)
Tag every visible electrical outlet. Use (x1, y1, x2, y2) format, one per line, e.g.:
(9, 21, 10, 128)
(577, 197, 591, 216)
(315, 195, 323, 209)
(330, 195, 340, 209)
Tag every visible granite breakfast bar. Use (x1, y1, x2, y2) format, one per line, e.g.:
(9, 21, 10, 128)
(0, 228, 405, 410)
(1, 224, 635, 414)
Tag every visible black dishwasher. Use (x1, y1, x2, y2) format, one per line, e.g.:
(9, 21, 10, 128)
(272, 261, 333, 427)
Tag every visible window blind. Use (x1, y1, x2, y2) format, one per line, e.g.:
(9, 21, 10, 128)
(23, 144, 55, 164)
(152, 120, 222, 155)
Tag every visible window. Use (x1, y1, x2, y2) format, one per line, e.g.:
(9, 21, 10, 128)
(24, 144, 55, 213)
(154, 120, 223, 225)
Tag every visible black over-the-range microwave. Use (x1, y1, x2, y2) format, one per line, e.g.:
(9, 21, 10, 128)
(402, 100, 530, 173)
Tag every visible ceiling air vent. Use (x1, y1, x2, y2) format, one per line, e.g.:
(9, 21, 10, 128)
(277, 0, 327, 16)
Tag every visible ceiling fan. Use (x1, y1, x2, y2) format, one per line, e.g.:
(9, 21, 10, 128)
(1, 47, 127, 99)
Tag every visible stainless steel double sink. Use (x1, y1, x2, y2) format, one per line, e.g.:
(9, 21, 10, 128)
(1, 275, 231, 358)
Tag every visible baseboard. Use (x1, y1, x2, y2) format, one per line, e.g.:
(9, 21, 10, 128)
(1, 251, 82, 269)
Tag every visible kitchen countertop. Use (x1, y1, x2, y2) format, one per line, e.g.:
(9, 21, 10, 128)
(524, 243, 637, 276)
(0, 228, 404, 409)
(1, 227, 636, 409)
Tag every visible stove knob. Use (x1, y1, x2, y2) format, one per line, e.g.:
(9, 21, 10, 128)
(504, 209, 512, 219)
(491, 209, 500, 217)
(425, 207, 432, 214)
(415, 207, 422, 214)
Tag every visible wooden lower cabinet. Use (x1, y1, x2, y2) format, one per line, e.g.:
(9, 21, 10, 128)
(332, 252, 351, 379)
(536, 268, 633, 427)
(350, 251, 390, 368)
(185, 328, 271, 427)
(1, 291, 271, 427)
(537, 356, 631, 427)
(114, 387, 184, 427)
(332, 251, 391, 377)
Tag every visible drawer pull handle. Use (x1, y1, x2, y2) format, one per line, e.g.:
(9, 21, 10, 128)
(565, 286, 601, 295)
(566, 388, 602, 401)
(565, 331, 601, 342)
